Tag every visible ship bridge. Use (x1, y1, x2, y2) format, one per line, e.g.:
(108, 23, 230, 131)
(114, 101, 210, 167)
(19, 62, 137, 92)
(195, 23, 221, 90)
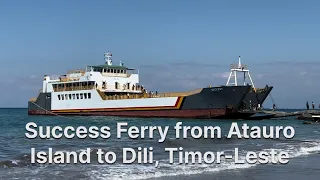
(86, 64, 137, 76)
(85, 51, 138, 76)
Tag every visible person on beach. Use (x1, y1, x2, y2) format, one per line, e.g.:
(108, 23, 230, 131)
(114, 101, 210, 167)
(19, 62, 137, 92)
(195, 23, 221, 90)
(312, 102, 315, 109)
(306, 101, 309, 110)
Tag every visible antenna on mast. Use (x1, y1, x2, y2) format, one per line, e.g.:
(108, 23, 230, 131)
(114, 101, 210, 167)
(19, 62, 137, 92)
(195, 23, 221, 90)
(104, 51, 113, 65)
(226, 56, 256, 91)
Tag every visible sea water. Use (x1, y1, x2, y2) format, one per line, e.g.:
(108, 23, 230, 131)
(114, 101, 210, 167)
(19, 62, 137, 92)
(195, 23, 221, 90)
(0, 108, 320, 180)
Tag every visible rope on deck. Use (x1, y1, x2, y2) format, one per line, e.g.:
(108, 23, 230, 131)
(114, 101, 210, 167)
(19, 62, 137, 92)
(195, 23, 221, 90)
(30, 101, 71, 119)
(269, 93, 279, 109)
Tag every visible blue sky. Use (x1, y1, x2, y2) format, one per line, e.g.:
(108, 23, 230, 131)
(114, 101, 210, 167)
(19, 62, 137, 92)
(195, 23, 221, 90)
(1, 0, 320, 108)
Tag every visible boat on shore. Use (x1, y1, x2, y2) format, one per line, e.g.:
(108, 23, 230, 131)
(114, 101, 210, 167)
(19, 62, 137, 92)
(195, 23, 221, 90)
(28, 52, 252, 118)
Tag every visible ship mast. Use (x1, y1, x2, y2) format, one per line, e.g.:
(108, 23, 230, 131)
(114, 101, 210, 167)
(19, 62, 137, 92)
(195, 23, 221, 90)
(104, 51, 113, 65)
(226, 56, 256, 91)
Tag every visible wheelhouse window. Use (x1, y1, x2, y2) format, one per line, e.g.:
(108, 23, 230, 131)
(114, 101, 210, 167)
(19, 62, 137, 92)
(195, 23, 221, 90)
(88, 93, 91, 99)
(58, 95, 61, 100)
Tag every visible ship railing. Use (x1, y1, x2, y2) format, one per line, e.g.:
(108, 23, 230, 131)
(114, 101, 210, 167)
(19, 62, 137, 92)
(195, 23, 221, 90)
(249, 87, 268, 93)
(102, 73, 135, 78)
(53, 85, 95, 92)
(67, 69, 86, 75)
(230, 64, 248, 70)
(96, 89, 143, 100)
(157, 88, 203, 97)
(99, 85, 144, 91)
(96, 89, 107, 100)
(107, 88, 202, 100)
(59, 77, 80, 82)
(48, 75, 60, 80)
(96, 88, 204, 101)
(97, 91, 152, 100)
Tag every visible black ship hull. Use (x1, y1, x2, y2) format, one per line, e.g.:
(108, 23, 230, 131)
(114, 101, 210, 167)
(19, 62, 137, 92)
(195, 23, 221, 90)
(243, 85, 273, 108)
(227, 85, 273, 119)
(219, 85, 273, 119)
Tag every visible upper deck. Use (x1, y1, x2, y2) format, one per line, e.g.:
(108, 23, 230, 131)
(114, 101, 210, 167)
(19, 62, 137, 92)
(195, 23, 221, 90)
(42, 52, 142, 94)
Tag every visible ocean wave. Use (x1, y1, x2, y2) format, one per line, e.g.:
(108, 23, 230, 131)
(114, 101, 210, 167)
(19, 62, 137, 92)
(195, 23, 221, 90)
(1, 140, 320, 179)
(0, 148, 127, 168)
(86, 140, 320, 180)
(0, 154, 34, 168)
(86, 160, 255, 180)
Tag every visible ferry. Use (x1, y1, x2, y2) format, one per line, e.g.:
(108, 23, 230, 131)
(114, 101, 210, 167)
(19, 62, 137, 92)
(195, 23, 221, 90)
(28, 52, 252, 118)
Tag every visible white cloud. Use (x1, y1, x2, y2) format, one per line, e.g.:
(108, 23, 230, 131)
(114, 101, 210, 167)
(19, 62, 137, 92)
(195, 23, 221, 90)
(256, 73, 264, 79)
(29, 75, 37, 79)
(299, 71, 307, 76)
(212, 72, 230, 78)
